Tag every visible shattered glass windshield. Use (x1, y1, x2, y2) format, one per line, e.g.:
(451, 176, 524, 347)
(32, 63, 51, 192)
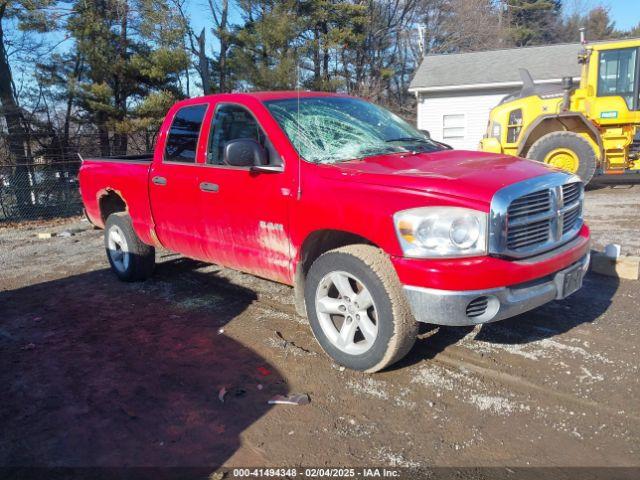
(265, 97, 443, 164)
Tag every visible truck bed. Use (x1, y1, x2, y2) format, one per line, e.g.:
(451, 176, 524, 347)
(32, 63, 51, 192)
(78, 155, 155, 244)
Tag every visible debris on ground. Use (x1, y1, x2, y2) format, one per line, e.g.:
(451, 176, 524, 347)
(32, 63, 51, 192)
(59, 231, 74, 238)
(217, 328, 224, 335)
(232, 387, 246, 398)
(218, 387, 227, 403)
(257, 384, 264, 391)
(120, 405, 138, 419)
(268, 393, 310, 406)
(257, 366, 271, 376)
(37, 233, 53, 239)
(20, 343, 36, 351)
(267, 330, 317, 358)
(208, 471, 225, 480)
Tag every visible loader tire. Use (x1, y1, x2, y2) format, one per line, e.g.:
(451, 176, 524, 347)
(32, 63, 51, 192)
(527, 131, 597, 184)
(104, 212, 155, 281)
(305, 244, 418, 373)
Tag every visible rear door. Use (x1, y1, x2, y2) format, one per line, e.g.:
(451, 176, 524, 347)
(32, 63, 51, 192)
(149, 103, 209, 258)
(197, 102, 292, 283)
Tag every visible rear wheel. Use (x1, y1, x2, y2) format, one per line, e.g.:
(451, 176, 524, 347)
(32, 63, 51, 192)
(104, 212, 155, 281)
(527, 131, 598, 184)
(305, 244, 417, 373)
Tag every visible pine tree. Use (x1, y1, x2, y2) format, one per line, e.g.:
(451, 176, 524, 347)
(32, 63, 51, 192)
(229, 0, 302, 91)
(505, 0, 563, 46)
(66, 0, 189, 155)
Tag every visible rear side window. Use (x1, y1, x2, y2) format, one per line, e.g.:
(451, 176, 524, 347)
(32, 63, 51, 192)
(164, 104, 208, 163)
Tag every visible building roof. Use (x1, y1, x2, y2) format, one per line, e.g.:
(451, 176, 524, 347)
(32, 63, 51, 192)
(409, 42, 585, 92)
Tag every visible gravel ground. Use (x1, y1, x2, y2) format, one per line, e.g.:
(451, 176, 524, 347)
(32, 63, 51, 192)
(0, 186, 638, 470)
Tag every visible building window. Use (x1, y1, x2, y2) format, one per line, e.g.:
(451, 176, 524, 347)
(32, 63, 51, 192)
(442, 114, 465, 139)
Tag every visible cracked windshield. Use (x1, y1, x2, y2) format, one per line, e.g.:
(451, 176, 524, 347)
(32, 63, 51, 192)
(265, 97, 442, 164)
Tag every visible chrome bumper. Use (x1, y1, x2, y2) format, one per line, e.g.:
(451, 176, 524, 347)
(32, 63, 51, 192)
(403, 253, 590, 326)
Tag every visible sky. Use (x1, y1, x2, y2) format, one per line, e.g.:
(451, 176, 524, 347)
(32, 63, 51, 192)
(603, 0, 639, 31)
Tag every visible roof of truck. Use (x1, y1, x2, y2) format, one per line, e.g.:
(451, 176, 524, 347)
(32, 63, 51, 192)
(170, 91, 351, 112)
(188, 91, 346, 103)
(244, 90, 345, 100)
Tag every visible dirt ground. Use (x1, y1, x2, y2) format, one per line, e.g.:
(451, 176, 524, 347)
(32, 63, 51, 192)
(0, 185, 639, 470)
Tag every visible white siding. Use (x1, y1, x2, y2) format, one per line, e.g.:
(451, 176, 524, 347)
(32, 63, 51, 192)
(417, 89, 515, 150)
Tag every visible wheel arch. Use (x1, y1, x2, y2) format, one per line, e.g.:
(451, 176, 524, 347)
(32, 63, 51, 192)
(293, 229, 380, 317)
(97, 189, 128, 226)
(517, 113, 603, 160)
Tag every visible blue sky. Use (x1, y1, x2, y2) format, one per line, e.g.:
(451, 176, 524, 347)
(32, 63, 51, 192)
(604, 0, 638, 31)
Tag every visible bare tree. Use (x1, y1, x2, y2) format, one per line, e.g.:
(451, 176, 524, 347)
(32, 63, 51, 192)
(209, 0, 230, 92)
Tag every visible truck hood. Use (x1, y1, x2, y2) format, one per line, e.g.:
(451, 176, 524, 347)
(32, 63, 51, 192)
(321, 149, 556, 204)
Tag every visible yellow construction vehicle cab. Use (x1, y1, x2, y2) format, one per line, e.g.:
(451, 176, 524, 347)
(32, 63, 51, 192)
(480, 38, 640, 184)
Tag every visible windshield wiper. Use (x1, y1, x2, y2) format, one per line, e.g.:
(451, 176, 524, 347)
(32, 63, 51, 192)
(385, 137, 431, 143)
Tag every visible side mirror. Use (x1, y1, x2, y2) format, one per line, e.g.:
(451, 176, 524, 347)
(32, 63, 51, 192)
(419, 129, 431, 139)
(223, 138, 267, 167)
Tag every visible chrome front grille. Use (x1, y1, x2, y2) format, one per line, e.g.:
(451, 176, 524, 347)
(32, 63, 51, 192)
(489, 173, 584, 259)
(507, 189, 551, 220)
(507, 218, 551, 250)
(562, 182, 581, 205)
(562, 206, 581, 234)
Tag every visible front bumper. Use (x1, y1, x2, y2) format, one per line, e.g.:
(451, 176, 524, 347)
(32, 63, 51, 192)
(403, 253, 590, 326)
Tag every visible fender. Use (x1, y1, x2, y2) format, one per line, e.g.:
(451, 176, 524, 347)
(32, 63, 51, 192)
(516, 112, 604, 159)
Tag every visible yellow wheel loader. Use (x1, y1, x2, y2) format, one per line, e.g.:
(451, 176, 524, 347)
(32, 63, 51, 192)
(480, 38, 640, 185)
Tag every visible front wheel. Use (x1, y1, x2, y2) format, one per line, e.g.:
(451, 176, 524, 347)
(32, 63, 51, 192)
(104, 212, 155, 281)
(305, 245, 417, 372)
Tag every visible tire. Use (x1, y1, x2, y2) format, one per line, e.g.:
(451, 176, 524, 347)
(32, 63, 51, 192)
(304, 244, 418, 373)
(104, 212, 155, 281)
(526, 131, 598, 184)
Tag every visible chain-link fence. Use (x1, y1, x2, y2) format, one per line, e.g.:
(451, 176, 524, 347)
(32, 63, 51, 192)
(0, 129, 156, 224)
(0, 160, 83, 222)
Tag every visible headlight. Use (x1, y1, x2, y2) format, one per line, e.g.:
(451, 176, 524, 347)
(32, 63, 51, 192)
(394, 207, 488, 258)
(490, 121, 502, 139)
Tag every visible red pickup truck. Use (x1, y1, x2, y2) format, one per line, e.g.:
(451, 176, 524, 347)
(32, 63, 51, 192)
(79, 91, 590, 372)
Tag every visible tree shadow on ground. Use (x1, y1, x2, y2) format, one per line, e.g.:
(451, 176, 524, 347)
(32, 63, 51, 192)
(0, 257, 286, 469)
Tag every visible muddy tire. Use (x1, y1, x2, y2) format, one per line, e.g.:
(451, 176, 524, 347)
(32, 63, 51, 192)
(104, 212, 155, 282)
(526, 131, 598, 184)
(305, 244, 418, 373)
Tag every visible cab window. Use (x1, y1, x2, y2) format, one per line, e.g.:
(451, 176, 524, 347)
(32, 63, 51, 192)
(597, 48, 638, 110)
(208, 104, 281, 166)
(164, 104, 207, 163)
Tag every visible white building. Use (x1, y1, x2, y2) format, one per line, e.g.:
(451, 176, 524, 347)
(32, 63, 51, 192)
(409, 43, 584, 150)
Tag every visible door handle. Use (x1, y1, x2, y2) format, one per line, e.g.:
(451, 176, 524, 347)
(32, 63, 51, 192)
(200, 182, 219, 193)
(152, 176, 167, 186)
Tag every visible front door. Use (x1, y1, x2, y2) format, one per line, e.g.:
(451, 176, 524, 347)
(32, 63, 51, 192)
(198, 102, 292, 283)
(149, 103, 209, 259)
(597, 47, 639, 112)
